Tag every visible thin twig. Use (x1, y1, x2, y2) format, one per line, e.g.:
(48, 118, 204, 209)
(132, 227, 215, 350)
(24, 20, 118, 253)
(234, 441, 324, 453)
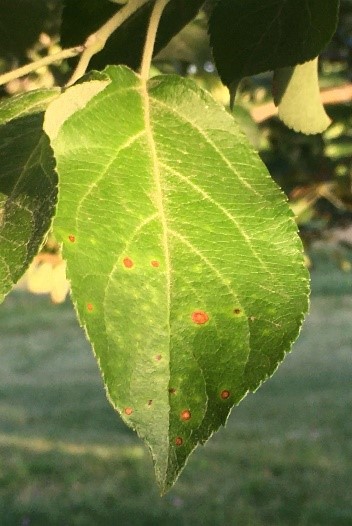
(0, 46, 84, 87)
(140, 0, 169, 82)
(66, 0, 150, 87)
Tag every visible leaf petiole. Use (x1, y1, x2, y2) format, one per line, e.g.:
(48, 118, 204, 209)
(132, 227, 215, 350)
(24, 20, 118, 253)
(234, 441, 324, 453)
(140, 0, 170, 82)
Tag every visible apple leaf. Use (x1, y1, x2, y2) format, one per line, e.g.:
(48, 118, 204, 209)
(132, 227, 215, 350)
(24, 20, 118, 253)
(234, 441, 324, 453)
(44, 66, 309, 491)
(273, 58, 331, 134)
(0, 89, 59, 302)
(209, 0, 340, 88)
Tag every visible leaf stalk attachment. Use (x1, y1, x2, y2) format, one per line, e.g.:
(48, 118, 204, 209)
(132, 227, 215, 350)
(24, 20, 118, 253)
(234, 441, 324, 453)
(140, 0, 170, 82)
(67, 0, 150, 86)
(0, 0, 151, 88)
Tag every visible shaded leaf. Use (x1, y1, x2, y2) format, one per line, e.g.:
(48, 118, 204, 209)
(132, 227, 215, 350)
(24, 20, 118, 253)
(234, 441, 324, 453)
(61, 0, 205, 71)
(45, 65, 309, 491)
(273, 58, 331, 134)
(0, 89, 60, 123)
(0, 89, 59, 302)
(209, 0, 340, 88)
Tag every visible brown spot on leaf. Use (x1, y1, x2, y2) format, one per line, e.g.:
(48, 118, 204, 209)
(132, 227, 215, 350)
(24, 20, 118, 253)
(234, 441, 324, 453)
(123, 257, 134, 268)
(68, 235, 75, 243)
(191, 310, 209, 324)
(180, 410, 191, 421)
(175, 437, 183, 446)
(220, 390, 230, 400)
(124, 407, 133, 416)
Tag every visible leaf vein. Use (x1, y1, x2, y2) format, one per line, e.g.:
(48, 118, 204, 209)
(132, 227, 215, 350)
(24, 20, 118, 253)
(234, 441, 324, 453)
(162, 162, 274, 278)
(75, 130, 145, 234)
(150, 97, 261, 197)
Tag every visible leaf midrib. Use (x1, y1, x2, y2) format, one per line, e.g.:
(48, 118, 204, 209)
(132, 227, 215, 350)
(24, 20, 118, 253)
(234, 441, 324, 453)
(149, 95, 274, 279)
(140, 81, 171, 311)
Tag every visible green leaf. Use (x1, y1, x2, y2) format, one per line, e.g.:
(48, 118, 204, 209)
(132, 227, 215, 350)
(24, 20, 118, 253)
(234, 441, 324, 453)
(273, 58, 331, 134)
(61, 0, 205, 71)
(0, 89, 60, 123)
(0, 89, 59, 302)
(44, 66, 309, 491)
(209, 0, 340, 88)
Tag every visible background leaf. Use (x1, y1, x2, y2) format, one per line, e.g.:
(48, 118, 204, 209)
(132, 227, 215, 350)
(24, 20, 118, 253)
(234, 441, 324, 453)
(45, 65, 309, 491)
(273, 58, 331, 134)
(0, 89, 59, 302)
(61, 0, 205, 71)
(209, 0, 340, 88)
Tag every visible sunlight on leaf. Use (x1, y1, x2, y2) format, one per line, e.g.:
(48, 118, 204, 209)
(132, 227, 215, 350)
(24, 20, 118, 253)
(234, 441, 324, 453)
(44, 66, 309, 491)
(273, 58, 331, 134)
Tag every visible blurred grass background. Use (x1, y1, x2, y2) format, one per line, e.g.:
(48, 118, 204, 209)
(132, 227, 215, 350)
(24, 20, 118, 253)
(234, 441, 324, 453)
(0, 259, 351, 526)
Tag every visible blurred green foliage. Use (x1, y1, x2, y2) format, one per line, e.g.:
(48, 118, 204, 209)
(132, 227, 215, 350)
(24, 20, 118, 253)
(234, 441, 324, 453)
(1, 0, 352, 255)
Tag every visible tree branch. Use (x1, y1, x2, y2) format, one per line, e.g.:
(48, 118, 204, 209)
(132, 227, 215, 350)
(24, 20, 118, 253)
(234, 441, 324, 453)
(66, 0, 150, 87)
(0, 46, 84, 87)
(0, 0, 150, 89)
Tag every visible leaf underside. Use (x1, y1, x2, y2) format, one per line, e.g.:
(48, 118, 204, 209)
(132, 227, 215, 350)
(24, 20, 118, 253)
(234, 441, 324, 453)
(209, 0, 340, 88)
(273, 58, 331, 135)
(45, 66, 309, 491)
(0, 89, 59, 303)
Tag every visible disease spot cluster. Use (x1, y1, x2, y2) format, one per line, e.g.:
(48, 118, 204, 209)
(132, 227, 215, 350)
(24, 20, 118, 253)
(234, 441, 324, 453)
(122, 257, 161, 269)
(191, 307, 244, 325)
(79, 251, 238, 449)
(122, 385, 231, 449)
(172, 388, 231, 447)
